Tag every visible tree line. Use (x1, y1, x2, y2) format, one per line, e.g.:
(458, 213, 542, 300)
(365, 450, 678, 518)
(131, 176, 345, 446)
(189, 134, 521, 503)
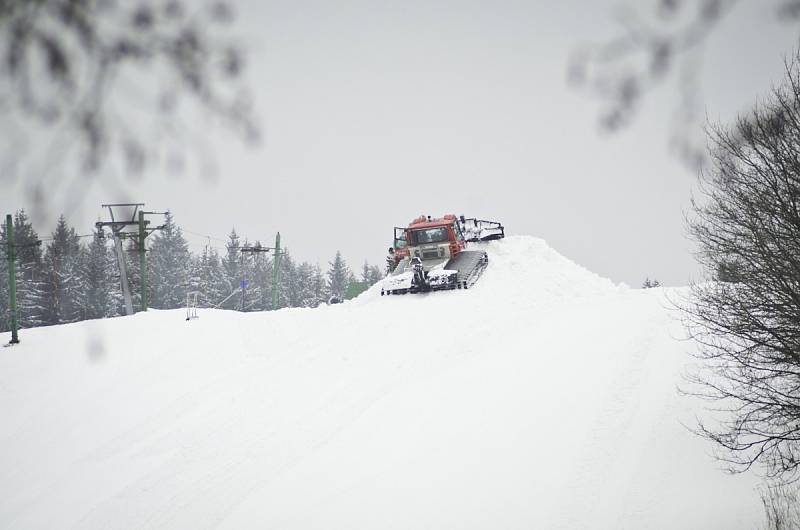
(0, 211, 384, 332)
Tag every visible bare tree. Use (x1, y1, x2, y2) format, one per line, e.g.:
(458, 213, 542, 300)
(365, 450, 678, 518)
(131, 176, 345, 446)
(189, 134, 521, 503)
(684, 50, 800, 481)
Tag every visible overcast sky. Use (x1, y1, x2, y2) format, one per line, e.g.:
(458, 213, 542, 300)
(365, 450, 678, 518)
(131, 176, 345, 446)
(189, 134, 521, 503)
(2, 1, 798, 286)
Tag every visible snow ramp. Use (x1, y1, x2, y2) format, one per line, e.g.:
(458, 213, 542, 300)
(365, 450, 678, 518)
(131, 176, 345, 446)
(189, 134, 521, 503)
(0, 236, 763, 529)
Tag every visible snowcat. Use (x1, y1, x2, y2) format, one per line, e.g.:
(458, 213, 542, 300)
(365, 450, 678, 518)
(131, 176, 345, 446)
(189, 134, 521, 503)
(381, 215, 504, 295)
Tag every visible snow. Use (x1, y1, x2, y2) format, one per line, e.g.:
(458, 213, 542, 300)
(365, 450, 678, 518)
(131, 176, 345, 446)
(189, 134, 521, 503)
(0, 236, 763, 529)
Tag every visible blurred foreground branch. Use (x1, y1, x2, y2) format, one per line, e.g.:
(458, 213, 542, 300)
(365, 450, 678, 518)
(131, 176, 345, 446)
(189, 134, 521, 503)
(0, 0, 258, 200)
(570, 0, 800, 170)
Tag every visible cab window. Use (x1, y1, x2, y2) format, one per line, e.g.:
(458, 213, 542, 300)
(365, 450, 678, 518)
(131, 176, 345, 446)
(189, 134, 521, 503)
(411, 227, 449, 244)
(394, 227, 407, 249)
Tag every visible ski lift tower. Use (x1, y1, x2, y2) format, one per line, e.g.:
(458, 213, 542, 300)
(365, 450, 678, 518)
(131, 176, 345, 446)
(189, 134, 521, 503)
(238, 232, 287, 312)
(95, 203, 166, 315)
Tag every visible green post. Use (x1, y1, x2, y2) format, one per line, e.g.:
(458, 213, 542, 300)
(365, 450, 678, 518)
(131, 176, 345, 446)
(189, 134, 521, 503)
(6, 214, 19, 344)
(138, 210, 147, 312)
(271, 232, 281, 310)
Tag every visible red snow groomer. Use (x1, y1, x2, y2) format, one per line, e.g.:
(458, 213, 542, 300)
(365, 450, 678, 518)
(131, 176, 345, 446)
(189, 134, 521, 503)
(382, 214, 505, 295)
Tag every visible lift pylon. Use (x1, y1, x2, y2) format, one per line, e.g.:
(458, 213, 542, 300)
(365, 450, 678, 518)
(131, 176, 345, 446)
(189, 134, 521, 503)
(95, 203, 165, 315)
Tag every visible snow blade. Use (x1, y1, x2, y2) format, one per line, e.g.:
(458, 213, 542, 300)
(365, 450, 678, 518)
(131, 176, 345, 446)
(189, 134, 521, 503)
(459, 217, 505, 242)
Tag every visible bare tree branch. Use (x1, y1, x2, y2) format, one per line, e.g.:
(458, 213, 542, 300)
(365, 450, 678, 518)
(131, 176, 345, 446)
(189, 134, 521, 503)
(0, 0, 259, 212)
(683, 49, 800, 481)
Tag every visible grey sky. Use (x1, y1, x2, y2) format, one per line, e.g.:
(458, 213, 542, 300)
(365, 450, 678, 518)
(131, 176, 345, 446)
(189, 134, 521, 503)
(3, 1, 798, 286)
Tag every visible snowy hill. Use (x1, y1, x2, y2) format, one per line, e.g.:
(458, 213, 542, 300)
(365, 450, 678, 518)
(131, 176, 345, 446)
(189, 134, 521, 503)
(0, 236, 763, 529)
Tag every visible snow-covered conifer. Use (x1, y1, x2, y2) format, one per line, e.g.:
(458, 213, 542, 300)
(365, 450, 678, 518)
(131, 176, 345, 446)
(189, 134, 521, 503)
(0, 230, 7, 332)
(273, 250, 296, 309)
(82, 229, 117, 319)
(190, 246, 228, 308)
(361, 261, 384, 286)
(293, 262, 312, 308)
(361, 261, 370, 284)
(221, 229, 241, 310)
(41, 215, 84, 325)
(148, 211, 191, 309)
(326, 251, 352, 300)
(247, 244, 273, 311)
(9, 210, 46, 328)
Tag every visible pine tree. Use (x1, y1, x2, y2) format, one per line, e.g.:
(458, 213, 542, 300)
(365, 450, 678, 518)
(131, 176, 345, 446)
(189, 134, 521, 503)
(148, 211, 191, 309)
(642, 277, 661, 289)
(361, 261, 370, 284)
(367, 264, 383, 285)
(221, 229, 241, 310)
(189, 246, 228, 308)
(310, 264, 326, 306)
(17, 263, 47, 328)
(361, 261, 384, 286)
(294, 262, 314, 308)
(250, 246, 273, 311)
(7, 210, 46, 328)
(273, 250, 296, 309)
(208, 247, 230, 307)
(237, 238, 258, 312)
(0, 229, 8, 333)
(326, 251, 352, 301)
(186, 253, 203, 306)
(82, 229, 117, 319)
(41, 215, 84, 325)
(295, 262, 327, 308)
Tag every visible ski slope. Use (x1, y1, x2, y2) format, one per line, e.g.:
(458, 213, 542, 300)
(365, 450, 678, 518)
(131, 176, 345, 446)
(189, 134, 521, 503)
(0, 236, 763, 529)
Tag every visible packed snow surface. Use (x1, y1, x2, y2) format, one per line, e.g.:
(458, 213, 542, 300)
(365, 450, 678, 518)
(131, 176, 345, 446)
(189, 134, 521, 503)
(0, 236, 762, 529)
